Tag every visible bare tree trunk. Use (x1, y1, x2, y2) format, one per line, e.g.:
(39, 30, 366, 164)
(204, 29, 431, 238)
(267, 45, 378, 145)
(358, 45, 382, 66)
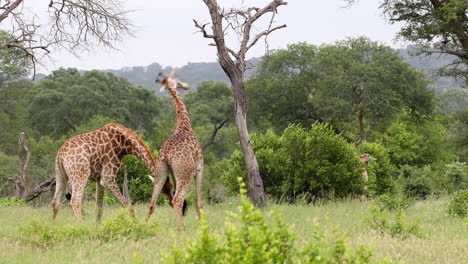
(122, 168, 131, 203)
(15, 132, 30, 198)
(232, 80, 266, 206)
(195, 0, 287, 206)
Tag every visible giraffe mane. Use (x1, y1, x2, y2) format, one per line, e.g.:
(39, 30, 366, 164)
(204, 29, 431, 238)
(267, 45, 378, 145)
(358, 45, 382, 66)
(105, 123, 156, 167)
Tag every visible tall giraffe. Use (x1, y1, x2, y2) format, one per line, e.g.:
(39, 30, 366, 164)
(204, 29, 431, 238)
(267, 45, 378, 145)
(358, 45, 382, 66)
(359, 153, 371, 202)
(51, 123, 173, 221)
(146, 70, 204, 230)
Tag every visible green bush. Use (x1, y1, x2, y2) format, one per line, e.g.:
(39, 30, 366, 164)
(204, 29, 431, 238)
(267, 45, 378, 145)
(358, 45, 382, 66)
(373, 194, 413, 211)
(97, 210, 159, 241)
(397, 165, 434, 199)
(222, 123, 363, 202)
(447, 189, 467, 217)
(365, 202, 422, 239)
(16, 209, 159, 247)
(0, 197, 26, 206)
(166, 178, 379, 264)
(445, 162, 467, 192)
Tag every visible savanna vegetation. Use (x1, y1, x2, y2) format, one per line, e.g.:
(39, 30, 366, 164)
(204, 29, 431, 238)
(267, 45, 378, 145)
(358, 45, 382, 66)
(1, 0, 467, 263)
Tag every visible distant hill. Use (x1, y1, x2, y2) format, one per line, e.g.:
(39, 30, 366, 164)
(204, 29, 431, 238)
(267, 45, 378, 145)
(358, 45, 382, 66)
(397, 46, 465, 92)
(35, 46, 463, 92)
(102, 58, 259, 94)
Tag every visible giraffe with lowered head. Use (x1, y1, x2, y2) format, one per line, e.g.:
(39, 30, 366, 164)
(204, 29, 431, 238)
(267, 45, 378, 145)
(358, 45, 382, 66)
(146, 69, 204, 230)
(51, 123, 174, 221)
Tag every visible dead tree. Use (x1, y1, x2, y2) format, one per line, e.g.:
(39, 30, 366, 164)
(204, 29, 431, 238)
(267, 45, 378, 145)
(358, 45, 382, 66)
(23, 177, 56, 202)
(194, 0, 287, 206)
(0, 0, 133, 77)
(15, 132, 30, 198)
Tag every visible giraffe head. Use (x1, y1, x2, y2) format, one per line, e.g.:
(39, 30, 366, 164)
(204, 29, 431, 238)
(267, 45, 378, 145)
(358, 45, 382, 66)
(359, 153, 371, 166)
(156, 69, 189, 93)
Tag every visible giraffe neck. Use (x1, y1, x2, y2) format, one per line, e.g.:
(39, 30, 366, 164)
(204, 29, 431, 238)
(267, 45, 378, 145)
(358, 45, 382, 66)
(168, 88, 193, 134)
(105, 124, 157, 173)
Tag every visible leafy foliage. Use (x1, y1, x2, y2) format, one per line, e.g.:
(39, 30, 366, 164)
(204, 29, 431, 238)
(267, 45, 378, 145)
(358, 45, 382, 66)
(223, 123, 362, 202)
(0, 197, 26, 206)
(379, 0, 468, 82)
(29, 68, 161, 138)
(247, 38, 434, 143)
(366, 202, 422, 239)
(0, 31, 31, 84)
(17, 210, 159, 247)
(166, 179, 377, 264)
(447, 189, 467, 217)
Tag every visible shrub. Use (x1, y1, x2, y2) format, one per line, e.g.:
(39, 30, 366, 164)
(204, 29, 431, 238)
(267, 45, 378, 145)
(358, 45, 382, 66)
(0, 197, 26, 206)
(365, 202, 422, 239)
(447, 189, 467, 217)
(222, 123, 363, 202)
(374, 194, 413, 211)
(445, 162, 467, 192)
(16, 209, 159, 247)
(397, 165, 434, 199)
(166, 178, 378, 264)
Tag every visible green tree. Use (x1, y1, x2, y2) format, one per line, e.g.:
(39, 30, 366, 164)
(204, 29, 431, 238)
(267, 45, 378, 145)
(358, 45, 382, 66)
(185, 81, 234, 152)
(247, 38, 434, 143)
(29, 68, 161, 138)
(312, 37, 433, 144)
(0, 30, 30, 84)
(355, 0, 468, 82)
(246, 43, 319, 132)
(0, 80, 35, 154)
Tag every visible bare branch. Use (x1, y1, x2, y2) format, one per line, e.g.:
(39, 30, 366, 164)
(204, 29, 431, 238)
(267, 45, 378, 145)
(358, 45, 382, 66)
(246, 24, 287, 52)
(0, 0, 134, 78)
(0, 0, 23, 22)
(193, 19, 215, 38)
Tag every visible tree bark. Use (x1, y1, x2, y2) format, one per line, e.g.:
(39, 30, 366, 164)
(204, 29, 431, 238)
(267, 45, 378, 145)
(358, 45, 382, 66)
(15, 132, 30, 198)
(23, 177, 56, 202)
(232, 80, 266, 206)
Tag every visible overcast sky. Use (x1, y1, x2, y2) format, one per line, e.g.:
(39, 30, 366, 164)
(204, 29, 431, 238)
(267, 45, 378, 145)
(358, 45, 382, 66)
(26, 0, 404, 73)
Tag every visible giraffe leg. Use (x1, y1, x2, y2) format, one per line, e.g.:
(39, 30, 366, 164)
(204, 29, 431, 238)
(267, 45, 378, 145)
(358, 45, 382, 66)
(146, 162, 169, 221)
(69, 177, 88, 222)
(195, 162, 204, 220)
(100, 164, 134, 217)
(96, 182, 104, 222)
(172, 178, 193, 231)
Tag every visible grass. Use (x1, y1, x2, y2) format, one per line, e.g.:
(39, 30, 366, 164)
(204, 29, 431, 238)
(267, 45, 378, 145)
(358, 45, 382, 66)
(0, 197, 466, 264)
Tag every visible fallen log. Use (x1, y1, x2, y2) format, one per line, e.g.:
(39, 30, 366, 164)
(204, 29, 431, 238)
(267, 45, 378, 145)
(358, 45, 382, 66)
(23, 177, 56, 202)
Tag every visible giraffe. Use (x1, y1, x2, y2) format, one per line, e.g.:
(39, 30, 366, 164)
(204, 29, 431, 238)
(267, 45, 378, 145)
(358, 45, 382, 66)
(146, 69, 204, 230)
(51, 123, 173, 221)
(359, 153, 371, 202)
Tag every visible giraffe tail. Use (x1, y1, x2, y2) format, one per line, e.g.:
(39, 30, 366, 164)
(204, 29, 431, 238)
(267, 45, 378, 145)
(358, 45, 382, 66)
(56, 157, 72, 200)
(182, 200, 187, 216)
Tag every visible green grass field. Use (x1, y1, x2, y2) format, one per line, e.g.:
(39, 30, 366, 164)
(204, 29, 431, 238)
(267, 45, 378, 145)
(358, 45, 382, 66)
(0, 198, 466, 264)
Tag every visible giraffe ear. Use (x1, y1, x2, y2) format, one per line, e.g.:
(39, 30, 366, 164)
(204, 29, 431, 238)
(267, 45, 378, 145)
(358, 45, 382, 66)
(159, 84, 166, 93)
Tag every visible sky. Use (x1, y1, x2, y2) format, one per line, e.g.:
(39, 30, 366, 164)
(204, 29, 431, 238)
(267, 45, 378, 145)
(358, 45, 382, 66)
(23, 0, 404, 73)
